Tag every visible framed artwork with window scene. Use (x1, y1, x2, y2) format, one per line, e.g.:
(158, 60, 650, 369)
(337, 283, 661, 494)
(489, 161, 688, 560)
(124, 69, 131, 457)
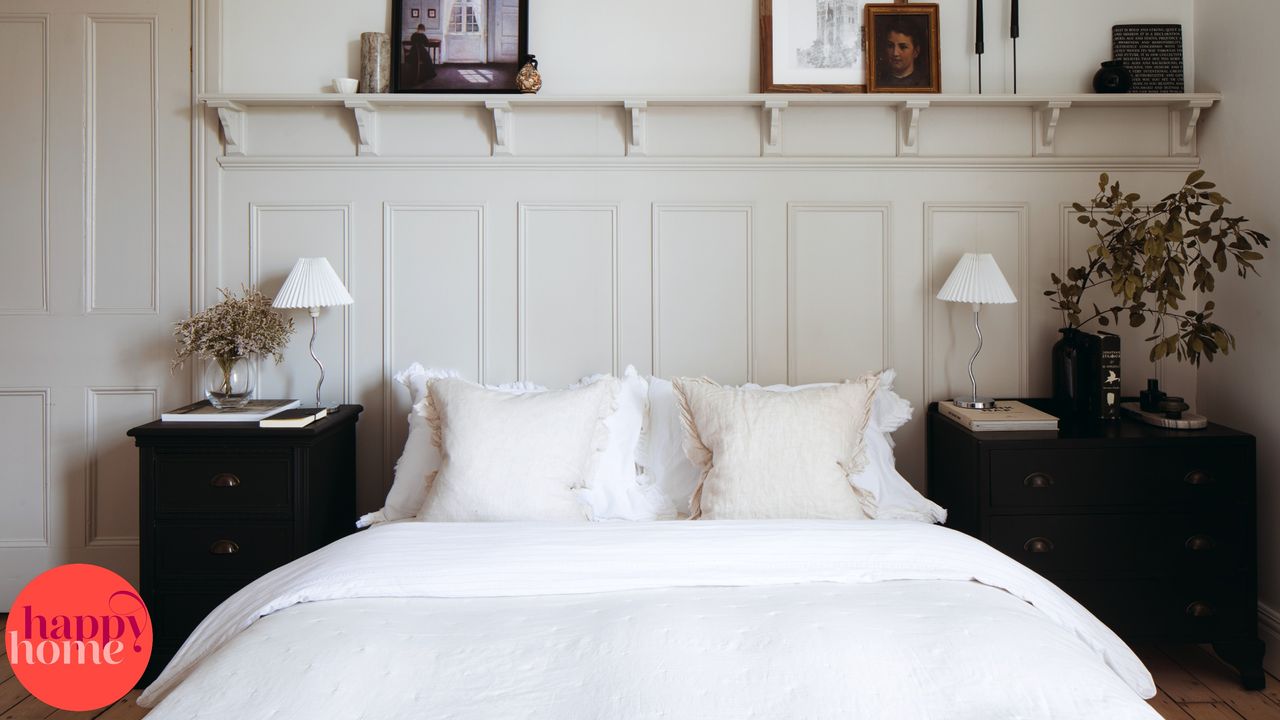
(760, 0, 906, 92)
(391, 0, 529, 93)
(865, 3, 940, 93)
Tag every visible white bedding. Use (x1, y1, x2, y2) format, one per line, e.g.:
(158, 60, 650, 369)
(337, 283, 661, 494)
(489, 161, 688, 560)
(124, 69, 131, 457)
(140, 521, 1159, 719)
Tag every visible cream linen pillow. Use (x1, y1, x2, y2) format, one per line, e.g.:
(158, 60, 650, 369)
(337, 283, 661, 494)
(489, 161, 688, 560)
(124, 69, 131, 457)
(673, 376, 878, 520)
(418, 376, 619, 521)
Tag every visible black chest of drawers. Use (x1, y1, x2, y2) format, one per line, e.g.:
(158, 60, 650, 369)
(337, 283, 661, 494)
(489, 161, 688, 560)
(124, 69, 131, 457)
(128, 404, 362, 683)
(927, 400, 1264, 689)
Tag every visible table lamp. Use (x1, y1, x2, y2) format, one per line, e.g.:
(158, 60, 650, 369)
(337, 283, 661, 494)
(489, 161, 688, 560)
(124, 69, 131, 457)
(272, 257, 353, 409)
(936, 252, 1017, 409)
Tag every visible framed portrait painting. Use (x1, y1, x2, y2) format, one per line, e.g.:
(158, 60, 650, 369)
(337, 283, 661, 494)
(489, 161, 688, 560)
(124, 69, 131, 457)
(865, 3, 941, 93)
(760, 0, 906, 92)
(391, 0, 530, 93)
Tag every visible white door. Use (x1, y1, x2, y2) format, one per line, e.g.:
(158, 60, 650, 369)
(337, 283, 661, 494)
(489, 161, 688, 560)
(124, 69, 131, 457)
(488, 0, 519, 63)
(0, 0, 191, 607)
(444, 0, 486, 63)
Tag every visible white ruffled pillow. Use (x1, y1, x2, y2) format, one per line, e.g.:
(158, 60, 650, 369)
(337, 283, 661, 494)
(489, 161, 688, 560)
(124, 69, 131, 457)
(362, 364, 669, 527)
(356, 365, 546, 528)
(646, 369, 945, 523)
(674, 377, 877, 520)
(418, 376, 618, 521)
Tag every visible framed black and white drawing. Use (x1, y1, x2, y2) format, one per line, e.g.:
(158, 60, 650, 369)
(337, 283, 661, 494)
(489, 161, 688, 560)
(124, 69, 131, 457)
(391, 0, 529, 93)
(865, 3, 940, 93)
(760, 0, 906, 92)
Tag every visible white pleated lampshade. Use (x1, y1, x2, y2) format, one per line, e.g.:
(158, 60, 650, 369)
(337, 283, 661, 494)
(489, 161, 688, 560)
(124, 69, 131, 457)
(272, 257, 353, 310)
(936, 253, 1017, 305)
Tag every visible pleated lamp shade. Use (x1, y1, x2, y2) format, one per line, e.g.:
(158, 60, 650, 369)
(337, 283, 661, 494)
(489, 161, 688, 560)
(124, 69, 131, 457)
(272, 257, 353, 310)
(936, 253, 1017, 305)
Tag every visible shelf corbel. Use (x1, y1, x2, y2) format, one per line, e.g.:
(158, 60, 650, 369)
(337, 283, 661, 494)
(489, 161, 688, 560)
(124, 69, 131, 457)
(1034, 101, 1072, 156)
(344, 99, 379, 157)
(1172, 98, 1214, 157)
(897, 100, 930, 156)
(762, 100, 788, 157)
(485, 100, 514, 156)
(624, 100, 647, 157)
(208, 100, 246, 156)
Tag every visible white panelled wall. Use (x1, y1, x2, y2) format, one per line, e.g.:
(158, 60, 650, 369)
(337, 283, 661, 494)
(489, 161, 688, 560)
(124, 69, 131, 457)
(1195, 0, 1280, 676)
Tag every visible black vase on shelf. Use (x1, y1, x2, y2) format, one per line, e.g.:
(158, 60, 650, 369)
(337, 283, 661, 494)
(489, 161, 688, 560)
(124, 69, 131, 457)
(1093, 60, 1133, 93)
(1052, 327, 1100, 420)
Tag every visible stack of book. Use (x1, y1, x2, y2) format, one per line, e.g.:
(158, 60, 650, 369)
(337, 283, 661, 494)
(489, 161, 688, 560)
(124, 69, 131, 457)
(161, 399, 300, 422)
(938, 401, 1059, 431)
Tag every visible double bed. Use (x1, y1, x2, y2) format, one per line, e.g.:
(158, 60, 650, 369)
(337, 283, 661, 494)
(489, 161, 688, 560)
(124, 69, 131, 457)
(137, 367, 1160, 718)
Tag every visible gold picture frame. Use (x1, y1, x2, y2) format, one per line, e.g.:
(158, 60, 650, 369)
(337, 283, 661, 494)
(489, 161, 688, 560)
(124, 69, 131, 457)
(865, 3, 941, 93)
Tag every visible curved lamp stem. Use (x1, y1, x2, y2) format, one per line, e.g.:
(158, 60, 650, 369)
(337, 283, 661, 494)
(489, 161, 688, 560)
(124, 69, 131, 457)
(308, 308, 325, 408)
(968, 306, 983, 403)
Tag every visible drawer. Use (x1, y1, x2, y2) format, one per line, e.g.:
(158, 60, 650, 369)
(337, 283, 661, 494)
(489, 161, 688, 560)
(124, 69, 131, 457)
(154, 523, 295, 580)
(988, 513, 1245, 578)
(1056, 576, 1255, 641)
(154, 451, 292, 514)
(989, 448, 1241, 508)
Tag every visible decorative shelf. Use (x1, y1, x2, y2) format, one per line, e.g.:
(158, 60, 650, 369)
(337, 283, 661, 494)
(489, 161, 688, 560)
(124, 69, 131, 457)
(201, 92, 1220, 160)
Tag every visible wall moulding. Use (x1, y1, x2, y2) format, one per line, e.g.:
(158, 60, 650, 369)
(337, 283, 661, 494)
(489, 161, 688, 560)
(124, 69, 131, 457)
(199, 93, 1220, 164)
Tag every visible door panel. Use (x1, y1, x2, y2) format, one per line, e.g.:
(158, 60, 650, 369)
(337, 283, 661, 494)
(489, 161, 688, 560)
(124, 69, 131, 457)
(0, 0, 190, 608)
(444, 0, 485, 63)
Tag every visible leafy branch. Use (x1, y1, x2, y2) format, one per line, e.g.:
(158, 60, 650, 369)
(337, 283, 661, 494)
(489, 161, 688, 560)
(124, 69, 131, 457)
(1044, 171, 1270, 366)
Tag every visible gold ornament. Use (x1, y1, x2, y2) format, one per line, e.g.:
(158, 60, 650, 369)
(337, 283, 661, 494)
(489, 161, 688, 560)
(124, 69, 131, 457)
(516, 55, 542, 94)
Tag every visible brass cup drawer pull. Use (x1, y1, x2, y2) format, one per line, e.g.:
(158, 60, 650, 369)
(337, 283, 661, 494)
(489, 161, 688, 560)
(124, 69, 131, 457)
(1183, 470, 1214, 486)
(1185, 601, 1215, 618)
(210, 473, 241, 488)
(1185, 534, 1217, 552)
(209, 539, 241, 555)
(1023, 472, 1055, 489)
(1024, 537, 1055, 554)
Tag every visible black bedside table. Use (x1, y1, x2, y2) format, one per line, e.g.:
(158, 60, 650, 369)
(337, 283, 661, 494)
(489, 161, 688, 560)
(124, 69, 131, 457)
(927, 400, 1264, 689)
(128, 403, 362, 683)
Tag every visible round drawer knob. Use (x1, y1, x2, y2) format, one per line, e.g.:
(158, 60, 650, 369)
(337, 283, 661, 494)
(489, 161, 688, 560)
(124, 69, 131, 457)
(209, 539, 240, 555)
(1024, 473, 1055, 489)
(1183, 470, 1214, 486)
(1185, 534, 1217, 552)
(210, 473, 241, 488)
(1024, 537, 1055, 554)
(1185, 601, 1215, 618)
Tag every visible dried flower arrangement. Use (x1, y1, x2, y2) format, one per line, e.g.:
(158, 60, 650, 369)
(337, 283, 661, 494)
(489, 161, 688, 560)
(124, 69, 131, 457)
(173, 287, 295, 392)
(1045, 171, 1270, 366)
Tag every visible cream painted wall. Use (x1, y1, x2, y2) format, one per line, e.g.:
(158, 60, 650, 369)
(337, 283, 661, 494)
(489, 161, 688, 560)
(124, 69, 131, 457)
(1194, 0, 1280, 668)
(216, 0, 1194, 94)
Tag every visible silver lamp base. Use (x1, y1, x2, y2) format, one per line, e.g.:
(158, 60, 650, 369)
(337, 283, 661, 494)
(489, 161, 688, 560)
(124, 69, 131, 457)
(952, 397, 997, 409)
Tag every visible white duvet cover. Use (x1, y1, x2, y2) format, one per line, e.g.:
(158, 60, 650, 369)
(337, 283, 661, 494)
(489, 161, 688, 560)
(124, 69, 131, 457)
(140, 521, 1159, 719)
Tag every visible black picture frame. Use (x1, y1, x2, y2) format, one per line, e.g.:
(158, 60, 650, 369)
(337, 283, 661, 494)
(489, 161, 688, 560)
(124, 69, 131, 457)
(391, 0, 530, 94)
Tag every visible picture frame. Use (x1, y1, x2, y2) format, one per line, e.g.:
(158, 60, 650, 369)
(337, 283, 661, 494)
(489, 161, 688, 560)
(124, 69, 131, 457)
(760, 0, 906, 93)
(864, 3, 941, 93)
(391, 0, 530, 94)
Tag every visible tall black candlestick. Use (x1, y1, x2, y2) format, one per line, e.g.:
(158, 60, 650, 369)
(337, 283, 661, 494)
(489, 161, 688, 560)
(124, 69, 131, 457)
(1010, 0, 1019, 93)
(976, 0, 985, 93)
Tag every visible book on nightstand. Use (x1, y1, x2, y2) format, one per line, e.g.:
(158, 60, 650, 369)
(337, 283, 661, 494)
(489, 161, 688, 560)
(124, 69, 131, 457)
(160, 399, 300, 422)
(259, 407, 329, 428)
(937, 400, 1059, 431)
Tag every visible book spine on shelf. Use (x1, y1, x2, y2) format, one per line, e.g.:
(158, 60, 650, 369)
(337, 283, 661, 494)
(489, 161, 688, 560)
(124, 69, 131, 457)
(1099, 331, 1121, 420)
(937, 402, 974, 430)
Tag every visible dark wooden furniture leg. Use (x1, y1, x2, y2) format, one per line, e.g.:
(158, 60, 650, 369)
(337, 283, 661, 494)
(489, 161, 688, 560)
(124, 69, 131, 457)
(1213, 638, 1266, 690)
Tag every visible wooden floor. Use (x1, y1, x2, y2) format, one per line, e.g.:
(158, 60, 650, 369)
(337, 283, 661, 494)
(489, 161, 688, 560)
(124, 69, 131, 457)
(0, 611, 1276, 719)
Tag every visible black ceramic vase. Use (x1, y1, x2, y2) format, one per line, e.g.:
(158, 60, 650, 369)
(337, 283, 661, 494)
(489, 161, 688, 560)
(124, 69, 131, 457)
(1052, 327, 1100, 419)
(1092, 60, 1133, 93)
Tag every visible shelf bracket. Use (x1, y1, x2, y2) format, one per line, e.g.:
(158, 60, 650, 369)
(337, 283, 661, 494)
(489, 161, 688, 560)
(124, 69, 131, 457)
(762, 100, 787, 157)
(624, 100, 647, 157)
(1172, 99, 1214, 157)
(344, 99, 379, 157)
(208, 100, 246, 156)
(1034, 101, 1072, 156)
(897, 100, 929, 156)
(485, 100, 514, 156)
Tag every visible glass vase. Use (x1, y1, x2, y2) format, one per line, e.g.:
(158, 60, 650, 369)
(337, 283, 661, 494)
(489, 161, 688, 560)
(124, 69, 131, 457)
(205, 356, 256, 409)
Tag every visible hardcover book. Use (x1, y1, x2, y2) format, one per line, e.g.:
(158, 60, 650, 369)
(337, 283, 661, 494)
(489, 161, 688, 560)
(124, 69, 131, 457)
(938, 400, 1059, 431)
(1098, 331, 1122, 420)
(259, 407, 329, 428)
(160, 399, 300, 423)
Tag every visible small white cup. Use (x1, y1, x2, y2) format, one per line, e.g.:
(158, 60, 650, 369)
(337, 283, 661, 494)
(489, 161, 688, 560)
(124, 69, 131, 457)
(333, 78, 359, 94)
